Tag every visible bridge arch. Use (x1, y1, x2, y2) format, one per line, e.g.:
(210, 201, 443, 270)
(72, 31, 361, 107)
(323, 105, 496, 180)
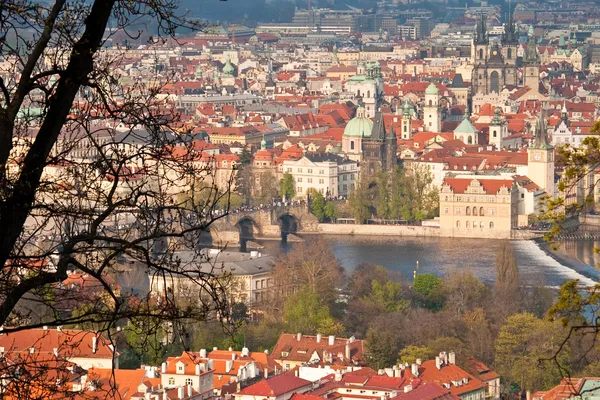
(235, 216, 260, 249)
(278, 213, 299, 241)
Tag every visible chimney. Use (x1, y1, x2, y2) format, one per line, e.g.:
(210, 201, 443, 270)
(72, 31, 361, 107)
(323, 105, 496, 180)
(328, 335, 335, 346)
(161, 362, 167, 374)
(264, 367, 269, 379)
(43, 326, 48, 330)
(316, 334, 322, 343)
(448, 352, 456, 365)
(297, 332, 302, 341)
(92, 336, 97, 354)
(200, 349, 207, 358)
(29, 347, 35, 354)
(411, 364, 418, 377)
(345, 342, 351, 360)
(226, 359, 233, 372)
(188, 384, 193, 397)
(213, 347, 218, 351)
(439, 351, 446, 364)
(53, 348, 58, 357)
(435, 356, 441, 370)
(196, 363, 201, 375)
(178, 386, 185, 399)
(229, 347, 233, 351)
(404, 385, 413, 393)
(335, 372, 342, 382)
(242, 347, 249, 357)
(57, 326, 62, 332)
(232, 353, 236, 360)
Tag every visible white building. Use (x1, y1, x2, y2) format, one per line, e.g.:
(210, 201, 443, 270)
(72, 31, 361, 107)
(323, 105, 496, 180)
(282, 154, 358, 198)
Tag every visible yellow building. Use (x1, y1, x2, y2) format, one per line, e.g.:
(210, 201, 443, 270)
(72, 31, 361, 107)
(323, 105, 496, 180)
(440, 177, 518, 238)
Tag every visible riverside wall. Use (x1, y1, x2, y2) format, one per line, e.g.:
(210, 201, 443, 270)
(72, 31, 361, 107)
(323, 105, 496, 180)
(315, 224, 544, 240)
(316, 224, 442, 237)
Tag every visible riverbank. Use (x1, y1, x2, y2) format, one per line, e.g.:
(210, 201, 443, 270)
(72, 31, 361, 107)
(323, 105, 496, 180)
(313, 223, 543, 240)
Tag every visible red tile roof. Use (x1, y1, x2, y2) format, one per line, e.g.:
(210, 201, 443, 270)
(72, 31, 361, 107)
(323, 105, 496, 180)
(390, 382, 458, 400)
(271, 334, 366, 366)
(413, 360, 487, 397)
(0, 328, 115, 360)
(237, 374, 311, 397)
(443, 178, 514, 195)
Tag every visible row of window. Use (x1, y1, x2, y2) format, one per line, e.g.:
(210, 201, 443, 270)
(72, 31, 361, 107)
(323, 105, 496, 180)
(456, 221, 495, 229)
(297, 187, 326, 194)
(286, 168, 326, 174)
(169, 377, 194, 385)
(452, 196, 499, 203)
(297, 177, 326, 184)
(443, 206, 496, 216)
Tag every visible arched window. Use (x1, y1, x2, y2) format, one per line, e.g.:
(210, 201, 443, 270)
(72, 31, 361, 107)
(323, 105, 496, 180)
(350, 141, 355, 150)
(466, 207, 471, 216)
(493, 130, 497, 138)
(508, 48, 512, 59)
(478, 48, 484, 59)
(480, 221, 485, 229)
(428, 100, 433, 106)
(489, 221, 494, 229)
(468, 136, 473, 144)
(367, 90, 370, 98)
(480, 207, 484, 216)
(466, 221, 470, 228)
(357, 90, 361, 97)
(456, 220, 461, 228)
(472, 207, 478, 216)
(404, 125, 407, 133)
(490, 71, 500, 94)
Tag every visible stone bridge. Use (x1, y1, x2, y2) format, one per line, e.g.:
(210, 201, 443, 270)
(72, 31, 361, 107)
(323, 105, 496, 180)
(201, 204, 319, 247)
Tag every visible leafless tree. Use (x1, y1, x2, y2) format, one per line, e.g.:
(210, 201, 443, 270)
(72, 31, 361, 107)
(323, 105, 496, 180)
(0, 0, 234, 396)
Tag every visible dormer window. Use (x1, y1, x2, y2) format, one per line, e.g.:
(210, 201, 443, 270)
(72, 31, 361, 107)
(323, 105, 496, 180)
(281, 351, 289, 357)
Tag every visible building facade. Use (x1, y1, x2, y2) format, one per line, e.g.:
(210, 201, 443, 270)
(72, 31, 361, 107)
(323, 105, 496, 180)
(440, 177, 519, 238)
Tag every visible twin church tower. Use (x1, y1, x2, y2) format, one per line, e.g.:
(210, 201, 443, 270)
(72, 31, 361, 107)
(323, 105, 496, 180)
(471, 8, 540, 95)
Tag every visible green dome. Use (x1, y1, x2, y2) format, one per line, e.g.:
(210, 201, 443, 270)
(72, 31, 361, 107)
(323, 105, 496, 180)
(454, 113, 478, 134)
(344, 107, 373, 137)
(425, 82, 439, 95)
(223, 56, 235, 76)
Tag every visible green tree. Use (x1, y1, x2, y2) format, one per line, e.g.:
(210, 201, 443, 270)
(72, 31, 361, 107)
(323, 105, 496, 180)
(310, 191, 327, 222)
(349, 180, 371, 223)
(389, 166, 439, 222)
(123, 320, 168, 367)
(495, 313, 570, 393)
(398, 345, 432, 365)
(364, 280, 409, 313)
(280, 172, 295, 200)
(374, 171, 391, 218)
(257, 171, 280, 204)
(234, 148, 253, 205)
(283, 286, 343, 335)
(413, 273, 444, 311)
(366, 326, 397, 369)
(324, 202, 338, 222)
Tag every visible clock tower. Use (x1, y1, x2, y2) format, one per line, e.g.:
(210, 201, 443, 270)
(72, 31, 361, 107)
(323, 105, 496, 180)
(527, 116, 555, 197)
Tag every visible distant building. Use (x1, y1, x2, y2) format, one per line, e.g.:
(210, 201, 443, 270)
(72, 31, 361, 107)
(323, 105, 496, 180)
(439, 177, 519, 238)
(282, 153, 358, 198)
(471, 14, 518, 95)
(270, 333, 367, 371)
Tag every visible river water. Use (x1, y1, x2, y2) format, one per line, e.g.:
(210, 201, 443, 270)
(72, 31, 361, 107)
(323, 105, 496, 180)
(255, 236, 600, 288)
